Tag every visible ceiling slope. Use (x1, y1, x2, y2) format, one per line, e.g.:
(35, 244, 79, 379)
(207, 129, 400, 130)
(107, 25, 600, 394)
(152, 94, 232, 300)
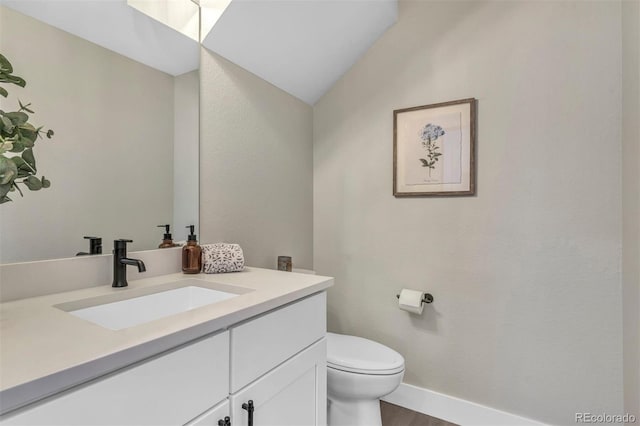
(0, 0, 199, 76)
(202, 0, 397, 105)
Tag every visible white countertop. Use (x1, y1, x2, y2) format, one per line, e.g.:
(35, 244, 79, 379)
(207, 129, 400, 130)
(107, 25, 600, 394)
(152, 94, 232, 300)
(0, 267, 333, 414)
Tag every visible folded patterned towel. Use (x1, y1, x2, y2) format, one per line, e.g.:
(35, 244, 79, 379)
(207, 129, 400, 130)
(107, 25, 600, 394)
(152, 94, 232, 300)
(202, 243, 245, 273)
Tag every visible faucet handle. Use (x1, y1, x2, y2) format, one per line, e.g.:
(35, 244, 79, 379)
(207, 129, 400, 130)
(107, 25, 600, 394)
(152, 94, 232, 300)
(83, 236, 102, 255)
(114, 239, 133, 250)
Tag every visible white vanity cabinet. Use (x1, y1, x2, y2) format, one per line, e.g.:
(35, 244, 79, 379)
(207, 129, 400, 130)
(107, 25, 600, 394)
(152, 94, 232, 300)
(0, 331, 230, 426)
(186, 400, 230, 426)
(0, 292, 327, 426)
(229, 293, 327, 426)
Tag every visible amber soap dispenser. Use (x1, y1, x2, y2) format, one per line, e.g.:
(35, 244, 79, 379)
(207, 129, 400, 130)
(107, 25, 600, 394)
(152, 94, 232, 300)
(157, 224, 177, 248)
(182, 225, 202, 274)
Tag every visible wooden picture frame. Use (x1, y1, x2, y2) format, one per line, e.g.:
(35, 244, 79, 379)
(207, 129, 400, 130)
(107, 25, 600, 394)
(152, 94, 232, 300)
(393, 98, 476, 197)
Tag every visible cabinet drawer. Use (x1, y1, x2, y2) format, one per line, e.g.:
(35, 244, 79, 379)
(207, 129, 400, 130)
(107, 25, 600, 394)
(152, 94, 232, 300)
(1, 331, 230, 426)
(230, 293, 326, 392)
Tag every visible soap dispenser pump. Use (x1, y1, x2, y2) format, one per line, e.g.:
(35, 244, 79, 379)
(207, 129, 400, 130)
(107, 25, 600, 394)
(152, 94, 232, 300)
(182, 225, 202, 274)
(157, 224, 177, 248)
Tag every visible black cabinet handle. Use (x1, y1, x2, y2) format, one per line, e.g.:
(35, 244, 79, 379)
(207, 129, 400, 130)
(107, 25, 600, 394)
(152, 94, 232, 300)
(242, 400, 254, 426)
(218, 416, 231, 426)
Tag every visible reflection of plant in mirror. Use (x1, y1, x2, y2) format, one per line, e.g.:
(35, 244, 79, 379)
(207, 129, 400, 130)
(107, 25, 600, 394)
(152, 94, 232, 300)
(419, 123, 445, 178)
(0, 53, 54, 204)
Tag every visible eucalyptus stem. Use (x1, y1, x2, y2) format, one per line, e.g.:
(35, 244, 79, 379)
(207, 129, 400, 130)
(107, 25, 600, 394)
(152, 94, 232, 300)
(12, 181, 23, 197)
(0, 52, 54, 204)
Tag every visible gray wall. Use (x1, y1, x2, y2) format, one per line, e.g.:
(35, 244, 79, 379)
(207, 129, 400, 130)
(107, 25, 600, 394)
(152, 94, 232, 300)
(313, 1, 624, 424)
(173, 70, 200, 243)
(0, 6, 174, 262)
(199, 49, 313, 270)
(622, 0, 640, 419)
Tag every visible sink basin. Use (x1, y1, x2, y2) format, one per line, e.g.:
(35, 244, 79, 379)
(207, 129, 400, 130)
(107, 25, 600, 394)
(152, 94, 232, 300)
(68, 285, 238, 330)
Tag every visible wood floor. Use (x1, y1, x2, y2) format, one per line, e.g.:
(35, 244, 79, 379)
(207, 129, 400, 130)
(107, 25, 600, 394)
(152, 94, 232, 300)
(380, 401, 458, 426)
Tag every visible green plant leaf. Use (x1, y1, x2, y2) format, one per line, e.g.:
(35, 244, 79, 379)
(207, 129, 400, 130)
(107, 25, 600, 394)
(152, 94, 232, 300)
(24, 175, 42, 191)
(5, 112, 28, 125)
(10, 156, 26, 168)
(0, 54, 13, 74)
(11, 156, 34, 177)
(0, 195, 11, 204)
(0, 115, 14, 134)
(0, 87, 7, 98)
(22, 148, 36, 170)
(41, 176, 50, 188)
(0, 74, 26, 88)
(0, 155, 18, 185)
(17, 132, 35, 148)
(46, 129, 54, 138)
(18, 126, 37, 144)
(9, 140, 25, 153)
(0, 183, 10, 198)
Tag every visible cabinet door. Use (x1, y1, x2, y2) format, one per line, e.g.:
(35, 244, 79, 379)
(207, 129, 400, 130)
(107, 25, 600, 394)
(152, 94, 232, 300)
(1, 332, 230, 426)
(230, 293, 326, 392)
(185, 399, 229, 426)
(230, 339, 326, 426)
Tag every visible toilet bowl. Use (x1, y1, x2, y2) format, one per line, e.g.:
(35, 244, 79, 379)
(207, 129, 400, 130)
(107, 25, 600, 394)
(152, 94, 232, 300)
(327, 333, 405, 426)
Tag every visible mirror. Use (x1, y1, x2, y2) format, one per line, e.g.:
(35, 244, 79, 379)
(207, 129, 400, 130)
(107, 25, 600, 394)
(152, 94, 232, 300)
(0, 0, 200, 263)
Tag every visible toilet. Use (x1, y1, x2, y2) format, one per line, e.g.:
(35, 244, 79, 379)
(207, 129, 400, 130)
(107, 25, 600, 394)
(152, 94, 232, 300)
(326, 332, 405, 426)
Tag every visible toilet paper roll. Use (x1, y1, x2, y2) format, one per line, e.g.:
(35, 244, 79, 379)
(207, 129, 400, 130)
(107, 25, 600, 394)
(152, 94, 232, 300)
(398, 289, 425, 315)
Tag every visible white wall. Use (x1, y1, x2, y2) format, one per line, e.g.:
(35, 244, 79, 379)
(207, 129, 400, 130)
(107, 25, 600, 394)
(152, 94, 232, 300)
(622, 0, 640, 418)
(199, 49, 313, 270)
(0, 6, 174, 262)
(314, 1, 623, 424)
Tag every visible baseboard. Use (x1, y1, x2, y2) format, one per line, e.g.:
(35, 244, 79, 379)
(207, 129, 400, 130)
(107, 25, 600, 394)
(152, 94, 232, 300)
(381, 383, 547, 426)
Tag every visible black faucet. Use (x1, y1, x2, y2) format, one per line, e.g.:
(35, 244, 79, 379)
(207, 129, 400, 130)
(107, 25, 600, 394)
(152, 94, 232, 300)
(112, 239, 146, 288)
(76, 236, 102, 256)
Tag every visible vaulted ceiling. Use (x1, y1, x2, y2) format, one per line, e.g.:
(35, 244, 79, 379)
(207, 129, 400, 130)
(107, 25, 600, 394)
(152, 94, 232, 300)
(0, 0, 200, 76)
(1, 0, 397, 104)
(202, 0, 397, 104)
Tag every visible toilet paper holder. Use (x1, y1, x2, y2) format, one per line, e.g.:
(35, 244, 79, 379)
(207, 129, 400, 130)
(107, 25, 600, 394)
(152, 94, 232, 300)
(396, 293, 434, 304)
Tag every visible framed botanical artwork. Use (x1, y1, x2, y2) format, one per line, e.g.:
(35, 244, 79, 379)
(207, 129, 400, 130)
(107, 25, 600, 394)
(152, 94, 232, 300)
(393, 98, 476, 197)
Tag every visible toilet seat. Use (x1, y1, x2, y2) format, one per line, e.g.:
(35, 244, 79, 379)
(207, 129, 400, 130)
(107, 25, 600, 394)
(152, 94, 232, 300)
(327, 332, 405, 375)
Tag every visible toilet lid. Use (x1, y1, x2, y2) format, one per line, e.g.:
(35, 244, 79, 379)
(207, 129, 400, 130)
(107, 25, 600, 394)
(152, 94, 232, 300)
(327, 333, 405, 375)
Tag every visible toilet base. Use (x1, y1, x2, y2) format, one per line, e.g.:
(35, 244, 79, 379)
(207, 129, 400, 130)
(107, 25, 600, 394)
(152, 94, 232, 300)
(327, 396, 382, 426)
